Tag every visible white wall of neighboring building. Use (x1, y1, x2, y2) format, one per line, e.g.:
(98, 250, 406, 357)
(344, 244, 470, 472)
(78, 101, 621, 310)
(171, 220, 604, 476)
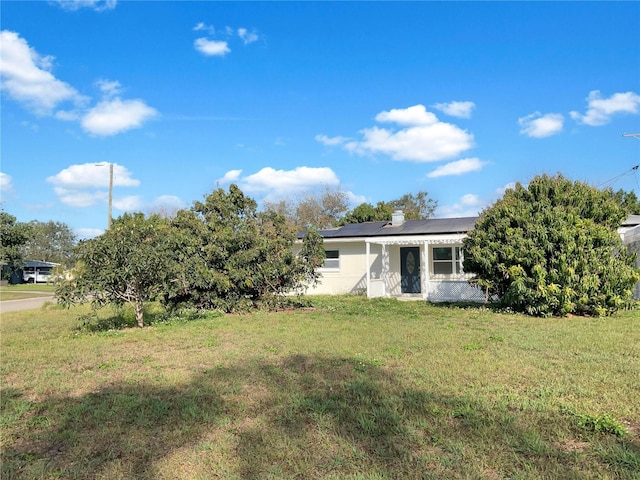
(622, 224, 640, 300)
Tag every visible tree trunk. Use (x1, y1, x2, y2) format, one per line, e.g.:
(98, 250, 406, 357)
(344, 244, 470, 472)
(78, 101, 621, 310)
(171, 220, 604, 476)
(135, 298, 144, 328)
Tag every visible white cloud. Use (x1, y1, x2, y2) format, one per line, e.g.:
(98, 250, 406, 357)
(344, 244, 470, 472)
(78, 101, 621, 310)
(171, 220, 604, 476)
(48, 165, 184, 216)
(113, 195, 142, 211)
(75, 227, 104, 239)
(193, 24, 258, 56)
(150, 195, 185, 211)
(432, 101, 475, 119)
(47, 163, 140, 189)
(436, 193, 485, 218)
(0, 172, 13, 193)
(570, 90, 640, 126)
(339, 105, 474, 162)
(194, 38, 230, 57)
(375, 104, 438, 126)
(346, 124, 474, 163)
(518, 112, 564, 138)
(240, 166, 340, 193)
(495, 182, 516, 196)
(96, 79, 122, 98)
(345, 191, 368, 206)
(217, 169, 243, 185)
(315, 134, 349, 146)
(53, 187, 105, 207)
(81, 97, 157, 136)
(218, 166, 366, 208)
(238, 28, 258, 44)
(427, 158, 487, 178)
(193, 22, 215, 34)
(460, 193, 482, 206)
(0, 30, 87, 115)
(1, 32, 156, 137)
(53, 0, 117, 11)
(48, 163, 141, 210)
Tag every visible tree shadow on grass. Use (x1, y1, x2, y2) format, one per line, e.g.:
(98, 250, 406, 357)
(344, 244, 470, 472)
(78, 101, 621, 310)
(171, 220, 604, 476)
(1, 379, 226, 479)
(71, 303, 209, 332)
(2, 355, 639, 479)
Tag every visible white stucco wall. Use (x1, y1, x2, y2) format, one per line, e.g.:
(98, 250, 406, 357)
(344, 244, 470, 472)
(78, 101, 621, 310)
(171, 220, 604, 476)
(305, 241, 380, 295)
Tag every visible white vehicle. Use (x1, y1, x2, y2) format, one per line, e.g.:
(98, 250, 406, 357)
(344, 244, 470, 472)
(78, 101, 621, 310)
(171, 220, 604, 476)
(23, 269, 52, 283)
(21, 261, 60, 283)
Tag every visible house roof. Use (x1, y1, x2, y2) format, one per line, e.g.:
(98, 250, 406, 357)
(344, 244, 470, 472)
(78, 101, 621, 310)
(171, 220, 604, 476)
(299, 216, 478, 240)
(622, 214, 640, 227)
(24, 260, 60, 268)
(299, 213, 639, 241)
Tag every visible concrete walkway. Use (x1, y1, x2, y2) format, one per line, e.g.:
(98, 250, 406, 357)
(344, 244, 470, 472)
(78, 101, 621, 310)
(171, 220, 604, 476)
(0, 296, 56, 313)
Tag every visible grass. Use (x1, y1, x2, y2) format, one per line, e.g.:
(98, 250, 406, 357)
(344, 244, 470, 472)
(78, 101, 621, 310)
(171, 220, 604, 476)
(0, 284, 56, 301)
(1, 296, 639, 479)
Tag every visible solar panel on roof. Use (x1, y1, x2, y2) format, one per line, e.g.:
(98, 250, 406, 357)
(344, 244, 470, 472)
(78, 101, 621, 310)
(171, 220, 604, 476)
(297, 217, 478, 239)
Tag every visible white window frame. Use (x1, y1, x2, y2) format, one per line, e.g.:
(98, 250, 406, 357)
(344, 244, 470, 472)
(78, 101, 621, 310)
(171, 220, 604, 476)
(321, 249, 340, 270)
(431, 245, 464, 277)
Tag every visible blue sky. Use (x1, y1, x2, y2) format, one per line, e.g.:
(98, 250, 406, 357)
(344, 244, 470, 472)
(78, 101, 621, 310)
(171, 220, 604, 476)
(1, 1, 639, 238)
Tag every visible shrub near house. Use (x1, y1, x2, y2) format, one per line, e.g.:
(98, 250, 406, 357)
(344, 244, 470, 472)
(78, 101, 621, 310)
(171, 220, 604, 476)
(56, 186, 325, 326)
(463, 174, 639, 317)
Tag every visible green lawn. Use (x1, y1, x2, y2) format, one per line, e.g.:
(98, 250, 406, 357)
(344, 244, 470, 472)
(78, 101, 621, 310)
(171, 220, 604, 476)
(0, 284, 56, 301)
(1, 296, 638, 479)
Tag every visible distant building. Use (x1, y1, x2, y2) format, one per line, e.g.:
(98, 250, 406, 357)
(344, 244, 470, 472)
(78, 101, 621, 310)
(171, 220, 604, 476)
(12, 260, 60, 284)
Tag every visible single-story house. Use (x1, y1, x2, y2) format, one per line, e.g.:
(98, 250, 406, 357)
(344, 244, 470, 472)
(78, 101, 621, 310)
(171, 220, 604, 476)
(9, 260, 60, 284)
(299, 211, 485, 302)
(299, 212, 640, 302)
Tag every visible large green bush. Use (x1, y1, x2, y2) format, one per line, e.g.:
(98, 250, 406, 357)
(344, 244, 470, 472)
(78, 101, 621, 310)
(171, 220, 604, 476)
(463, 174, 639, 317)
(163, 184, 325, 312)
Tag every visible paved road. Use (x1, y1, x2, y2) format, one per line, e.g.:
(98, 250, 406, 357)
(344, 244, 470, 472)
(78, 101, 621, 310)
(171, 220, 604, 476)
(0, 296, 56, 313)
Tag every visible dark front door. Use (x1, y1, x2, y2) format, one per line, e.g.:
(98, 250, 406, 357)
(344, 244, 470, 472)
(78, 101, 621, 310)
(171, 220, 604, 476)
(400, 247, 421, 294)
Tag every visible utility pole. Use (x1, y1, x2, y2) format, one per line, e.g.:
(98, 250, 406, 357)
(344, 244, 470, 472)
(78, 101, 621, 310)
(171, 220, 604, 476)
(108, 162, 113, 229)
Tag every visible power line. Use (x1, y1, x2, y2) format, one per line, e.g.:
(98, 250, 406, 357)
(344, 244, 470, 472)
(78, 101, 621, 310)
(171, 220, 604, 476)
(597, 164, 639, 189)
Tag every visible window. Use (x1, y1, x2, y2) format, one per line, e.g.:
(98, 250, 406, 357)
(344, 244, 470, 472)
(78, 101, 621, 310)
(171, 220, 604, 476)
(432, 246, 463, 275)
(322, 250, 340, 269)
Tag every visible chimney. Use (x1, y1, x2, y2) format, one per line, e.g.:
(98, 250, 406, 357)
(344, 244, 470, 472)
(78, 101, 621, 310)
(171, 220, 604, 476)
(391, 210, 405, 226)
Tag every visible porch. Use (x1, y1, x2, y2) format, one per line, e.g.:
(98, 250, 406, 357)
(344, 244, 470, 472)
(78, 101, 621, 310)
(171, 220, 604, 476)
(364, 237, 486, 302)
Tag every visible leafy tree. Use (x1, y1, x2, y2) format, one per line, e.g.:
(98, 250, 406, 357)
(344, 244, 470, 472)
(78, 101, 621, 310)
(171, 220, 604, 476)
(388, 191, 437, 220)
(264, 186, 349, 230)
(0, 211, 30, 279)
(339, 201, 393, 225)
(463, 174, 639, 317)
(611, 188, 640, 215)
(262, 198, 296, 227)
(338, 191, 437, 225)
(56, 213, 174, 327)
(297, 186, 349, 229)
(165, 184, 325, 312)
(21, 220, 77, 268)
